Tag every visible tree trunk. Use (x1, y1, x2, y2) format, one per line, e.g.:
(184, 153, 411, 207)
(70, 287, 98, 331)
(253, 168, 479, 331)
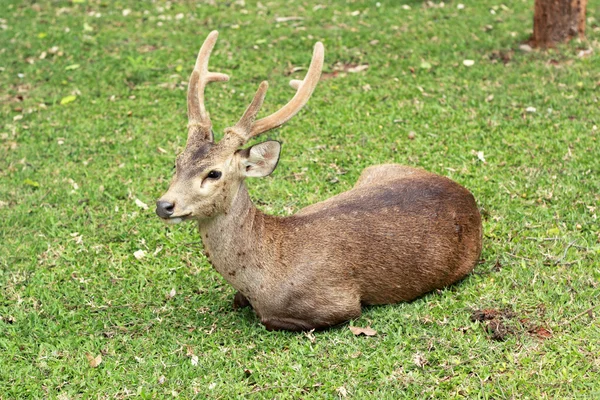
(531, 0, 587, 48)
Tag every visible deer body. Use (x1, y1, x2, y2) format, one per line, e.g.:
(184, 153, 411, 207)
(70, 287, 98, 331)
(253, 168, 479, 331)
(156, 32, 482, 331)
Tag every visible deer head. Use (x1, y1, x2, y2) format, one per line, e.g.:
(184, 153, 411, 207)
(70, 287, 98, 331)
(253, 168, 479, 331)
(156, 31, 324, 223)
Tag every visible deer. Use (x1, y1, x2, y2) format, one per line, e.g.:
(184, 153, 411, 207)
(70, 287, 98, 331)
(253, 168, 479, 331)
(155, 31, 483, 332)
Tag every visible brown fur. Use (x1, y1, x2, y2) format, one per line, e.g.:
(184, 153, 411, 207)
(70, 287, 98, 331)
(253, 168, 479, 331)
(156, 32, 483, 331)
(190, 166, 481, 331)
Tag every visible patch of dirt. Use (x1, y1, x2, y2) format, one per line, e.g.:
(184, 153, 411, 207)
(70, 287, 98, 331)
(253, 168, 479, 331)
(470, 309, 515, 341)
(488, 50, 513, 65)
(470, 308, 553, 342)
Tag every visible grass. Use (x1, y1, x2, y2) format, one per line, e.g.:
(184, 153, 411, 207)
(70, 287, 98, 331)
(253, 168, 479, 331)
(1, 0, 599, 398)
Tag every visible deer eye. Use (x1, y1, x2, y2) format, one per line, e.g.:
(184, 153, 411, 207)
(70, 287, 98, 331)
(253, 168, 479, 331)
(206, 170, 222, 180)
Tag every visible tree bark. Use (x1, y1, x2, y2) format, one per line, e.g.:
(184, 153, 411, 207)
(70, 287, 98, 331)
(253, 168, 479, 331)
(531, 0, 587, 48)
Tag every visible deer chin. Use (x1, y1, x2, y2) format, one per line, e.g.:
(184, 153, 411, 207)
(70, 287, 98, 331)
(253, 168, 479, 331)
(162, 213, 192, 225)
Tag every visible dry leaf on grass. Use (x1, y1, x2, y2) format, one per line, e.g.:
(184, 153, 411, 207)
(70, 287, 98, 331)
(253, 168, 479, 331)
(529, 325, 553, 340)
(349, 325, 377, 336)
(134, 198, 148, 210)
(304, 329, 316, 343)
(133, 249, 146, 260)
(519, 44, 533, 52)
(413, 352, 427, 368)
(346, 64, 369, 73)
(477, 151, 486, 163)
(86, 353, 102, 368)
(275, 16, 304, 23)
(577, 49, 593, 58)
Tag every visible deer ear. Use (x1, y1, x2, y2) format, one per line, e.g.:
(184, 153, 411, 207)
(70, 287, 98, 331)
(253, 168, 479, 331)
(239, 140, 281, 177)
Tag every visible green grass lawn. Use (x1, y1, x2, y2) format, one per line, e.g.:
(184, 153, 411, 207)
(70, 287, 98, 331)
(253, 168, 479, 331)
(1, 0, 599, 398)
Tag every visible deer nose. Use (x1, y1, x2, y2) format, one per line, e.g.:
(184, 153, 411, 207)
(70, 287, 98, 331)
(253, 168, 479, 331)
(156, 200, 175, 218)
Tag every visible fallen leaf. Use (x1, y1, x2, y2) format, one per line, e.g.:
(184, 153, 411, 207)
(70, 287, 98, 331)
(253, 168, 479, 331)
(304, 329, 316, 343)
(530, 326, 552, 339)
(577, 48, 593, 58)
(71, 232, 83, 245)
(86, 353, 102, 368)
(60, 95, 77, 105)
(347, 64, 369, 73)
(349, 326, 377, 336)
(525, 106, 536, 113)
(134, 198, 148, 210)
(23, 179, 40, 188)
(477, 151, 486, 163)
(519, 44, 532, 52)
(420, 61, 432, 70)
(336, 386, 348, 397)
(133, 250, 146, 260)
(275, 16, 304, 23)
(413, 352, 427, 368)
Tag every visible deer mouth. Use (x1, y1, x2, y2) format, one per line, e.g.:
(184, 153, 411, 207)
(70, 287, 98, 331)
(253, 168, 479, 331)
(162, 213, 192, 224)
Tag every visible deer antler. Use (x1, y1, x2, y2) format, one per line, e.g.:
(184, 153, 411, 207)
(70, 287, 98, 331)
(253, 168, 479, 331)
(225, 41, 324, 144)
(187, 31, 229, 143)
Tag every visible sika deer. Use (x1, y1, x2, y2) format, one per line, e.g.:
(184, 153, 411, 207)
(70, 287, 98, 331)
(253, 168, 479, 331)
(156, 31, 482, 331)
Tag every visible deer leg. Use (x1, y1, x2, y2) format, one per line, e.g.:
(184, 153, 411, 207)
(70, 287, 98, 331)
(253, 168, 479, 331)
(232, 291, 251, 310)
(260, 317, 320, 332)
(261, 307, 361, 332)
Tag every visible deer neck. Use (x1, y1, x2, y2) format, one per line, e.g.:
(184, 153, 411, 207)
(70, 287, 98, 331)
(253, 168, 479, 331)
(197, 182, 273, 292)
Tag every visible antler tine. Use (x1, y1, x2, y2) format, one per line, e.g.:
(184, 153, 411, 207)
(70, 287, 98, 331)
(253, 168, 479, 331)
(233, 81, 269, 133)
(227, 42, 324, 144)
(187, 30, 229, 140)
